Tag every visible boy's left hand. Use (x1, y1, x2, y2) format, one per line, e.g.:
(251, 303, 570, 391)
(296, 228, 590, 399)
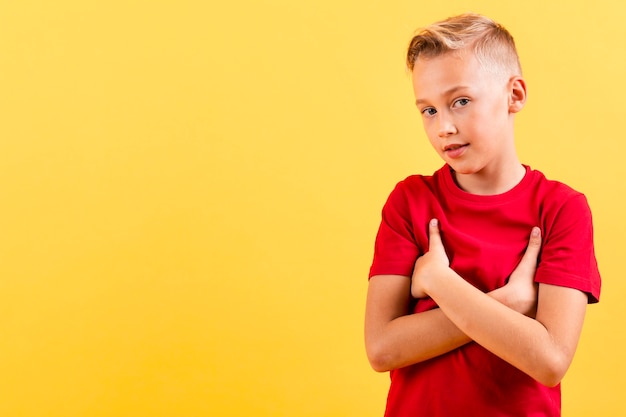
(411, 219, 450, 298)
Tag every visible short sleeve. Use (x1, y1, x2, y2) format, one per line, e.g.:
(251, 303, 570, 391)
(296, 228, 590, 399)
(369, 182, 422, 279)
(536, 193, 601, 303)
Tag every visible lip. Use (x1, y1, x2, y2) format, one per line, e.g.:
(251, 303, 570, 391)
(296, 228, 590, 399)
(443, 143, 469, 159)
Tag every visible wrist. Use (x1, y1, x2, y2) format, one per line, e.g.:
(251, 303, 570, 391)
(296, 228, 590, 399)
(488, 286, 508, 305)
(422, 266, 456, 297)
(489, 282, 537, 317)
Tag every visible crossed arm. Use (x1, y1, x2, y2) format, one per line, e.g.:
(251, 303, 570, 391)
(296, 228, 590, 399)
(364, 219, 588, 387)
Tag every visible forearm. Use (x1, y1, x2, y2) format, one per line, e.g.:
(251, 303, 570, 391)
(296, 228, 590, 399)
(367, 284, 519, 372)
(424, 269, 582, 386)
(367, 306, 469, 371)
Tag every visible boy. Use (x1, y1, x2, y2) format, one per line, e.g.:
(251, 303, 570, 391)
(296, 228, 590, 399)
(365, 13, 601, 416)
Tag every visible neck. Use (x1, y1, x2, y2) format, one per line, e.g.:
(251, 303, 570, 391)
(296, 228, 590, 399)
(452, 162, 526, 196)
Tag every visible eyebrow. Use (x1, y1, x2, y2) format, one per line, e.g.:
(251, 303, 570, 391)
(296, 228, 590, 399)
(415, 85, 471, 106)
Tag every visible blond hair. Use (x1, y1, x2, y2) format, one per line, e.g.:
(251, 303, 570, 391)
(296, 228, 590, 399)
(406, 13, 522, 78)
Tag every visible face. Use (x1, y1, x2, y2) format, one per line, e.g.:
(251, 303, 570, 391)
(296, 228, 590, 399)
(412, 50, 524, 179)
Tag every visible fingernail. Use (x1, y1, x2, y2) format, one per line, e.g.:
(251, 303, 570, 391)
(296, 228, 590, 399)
(531, 227, 540, 237)
(430, 218, 438, 227)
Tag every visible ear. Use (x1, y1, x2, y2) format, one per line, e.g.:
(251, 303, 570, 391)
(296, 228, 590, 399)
(508, 76, 527, 113)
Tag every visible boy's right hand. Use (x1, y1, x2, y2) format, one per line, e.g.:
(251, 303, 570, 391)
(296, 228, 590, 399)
(497, 227, 542, 317)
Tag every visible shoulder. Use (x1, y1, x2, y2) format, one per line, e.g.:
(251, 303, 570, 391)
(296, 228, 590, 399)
(387, 166, 445, 200)
(530, 168, 582, 196)
(378, 168, 444, 231)
(529, 169, 595, 248)
(394, 173, 435, 191)
(529, 168, 590, 212)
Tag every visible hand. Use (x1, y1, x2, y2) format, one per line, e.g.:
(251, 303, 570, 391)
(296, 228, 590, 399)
(500, 227, 542, 317)
(411, 219, 450, 299)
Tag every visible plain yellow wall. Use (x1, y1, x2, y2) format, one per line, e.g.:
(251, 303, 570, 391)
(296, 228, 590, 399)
(0, 0, 623, 416)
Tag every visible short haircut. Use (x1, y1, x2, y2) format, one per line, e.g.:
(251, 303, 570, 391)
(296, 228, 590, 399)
(406, 13, 522, 78)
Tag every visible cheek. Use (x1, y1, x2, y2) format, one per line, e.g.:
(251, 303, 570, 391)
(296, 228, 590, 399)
(460, 113, 487, 135)
(422, 123, 436, 143)
(427, 135, 442, 153)
(421, 118, 438, 139)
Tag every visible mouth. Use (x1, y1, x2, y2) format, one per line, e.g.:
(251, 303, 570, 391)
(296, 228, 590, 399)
(444, 143, 468, 151)
(443, 143, 469, 158)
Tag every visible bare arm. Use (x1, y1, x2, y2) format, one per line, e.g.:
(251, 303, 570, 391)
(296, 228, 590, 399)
(413, 219, 587, 387)
(364, 225, 541, 372)
(365, 275, 469, 371)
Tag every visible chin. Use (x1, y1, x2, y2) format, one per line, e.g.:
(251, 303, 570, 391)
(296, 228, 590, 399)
(447, 162, 479, 175)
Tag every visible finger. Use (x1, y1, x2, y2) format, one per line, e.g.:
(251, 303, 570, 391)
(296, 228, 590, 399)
(528, 226, 542, 249)
(428, 218, 443, 249)
(522, 226, 542, 261)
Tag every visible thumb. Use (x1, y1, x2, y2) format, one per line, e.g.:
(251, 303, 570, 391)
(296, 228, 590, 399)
(521, 227, 542, 263)
(428, 218, 443, 250)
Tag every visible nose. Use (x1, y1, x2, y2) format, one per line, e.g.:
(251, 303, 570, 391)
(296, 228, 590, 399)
(437, 113, 457, 137)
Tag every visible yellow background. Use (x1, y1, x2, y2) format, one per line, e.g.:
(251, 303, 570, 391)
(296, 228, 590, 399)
(0, 0, 623, 416)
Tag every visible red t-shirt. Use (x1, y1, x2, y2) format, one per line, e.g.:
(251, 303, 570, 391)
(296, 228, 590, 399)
(369, 165, 601, 417)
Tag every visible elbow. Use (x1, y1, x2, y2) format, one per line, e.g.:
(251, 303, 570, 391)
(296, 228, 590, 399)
(366, 341, 396, 373)
(534, 355, 571, 388)
(368, 354, 394, 373)
(368, 356, 392, 373)
(536, 371, 564, 388)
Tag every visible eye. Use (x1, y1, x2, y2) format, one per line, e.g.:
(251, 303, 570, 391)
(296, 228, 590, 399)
(421, 107, 437, 117)
(453, 98, 470, 108)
